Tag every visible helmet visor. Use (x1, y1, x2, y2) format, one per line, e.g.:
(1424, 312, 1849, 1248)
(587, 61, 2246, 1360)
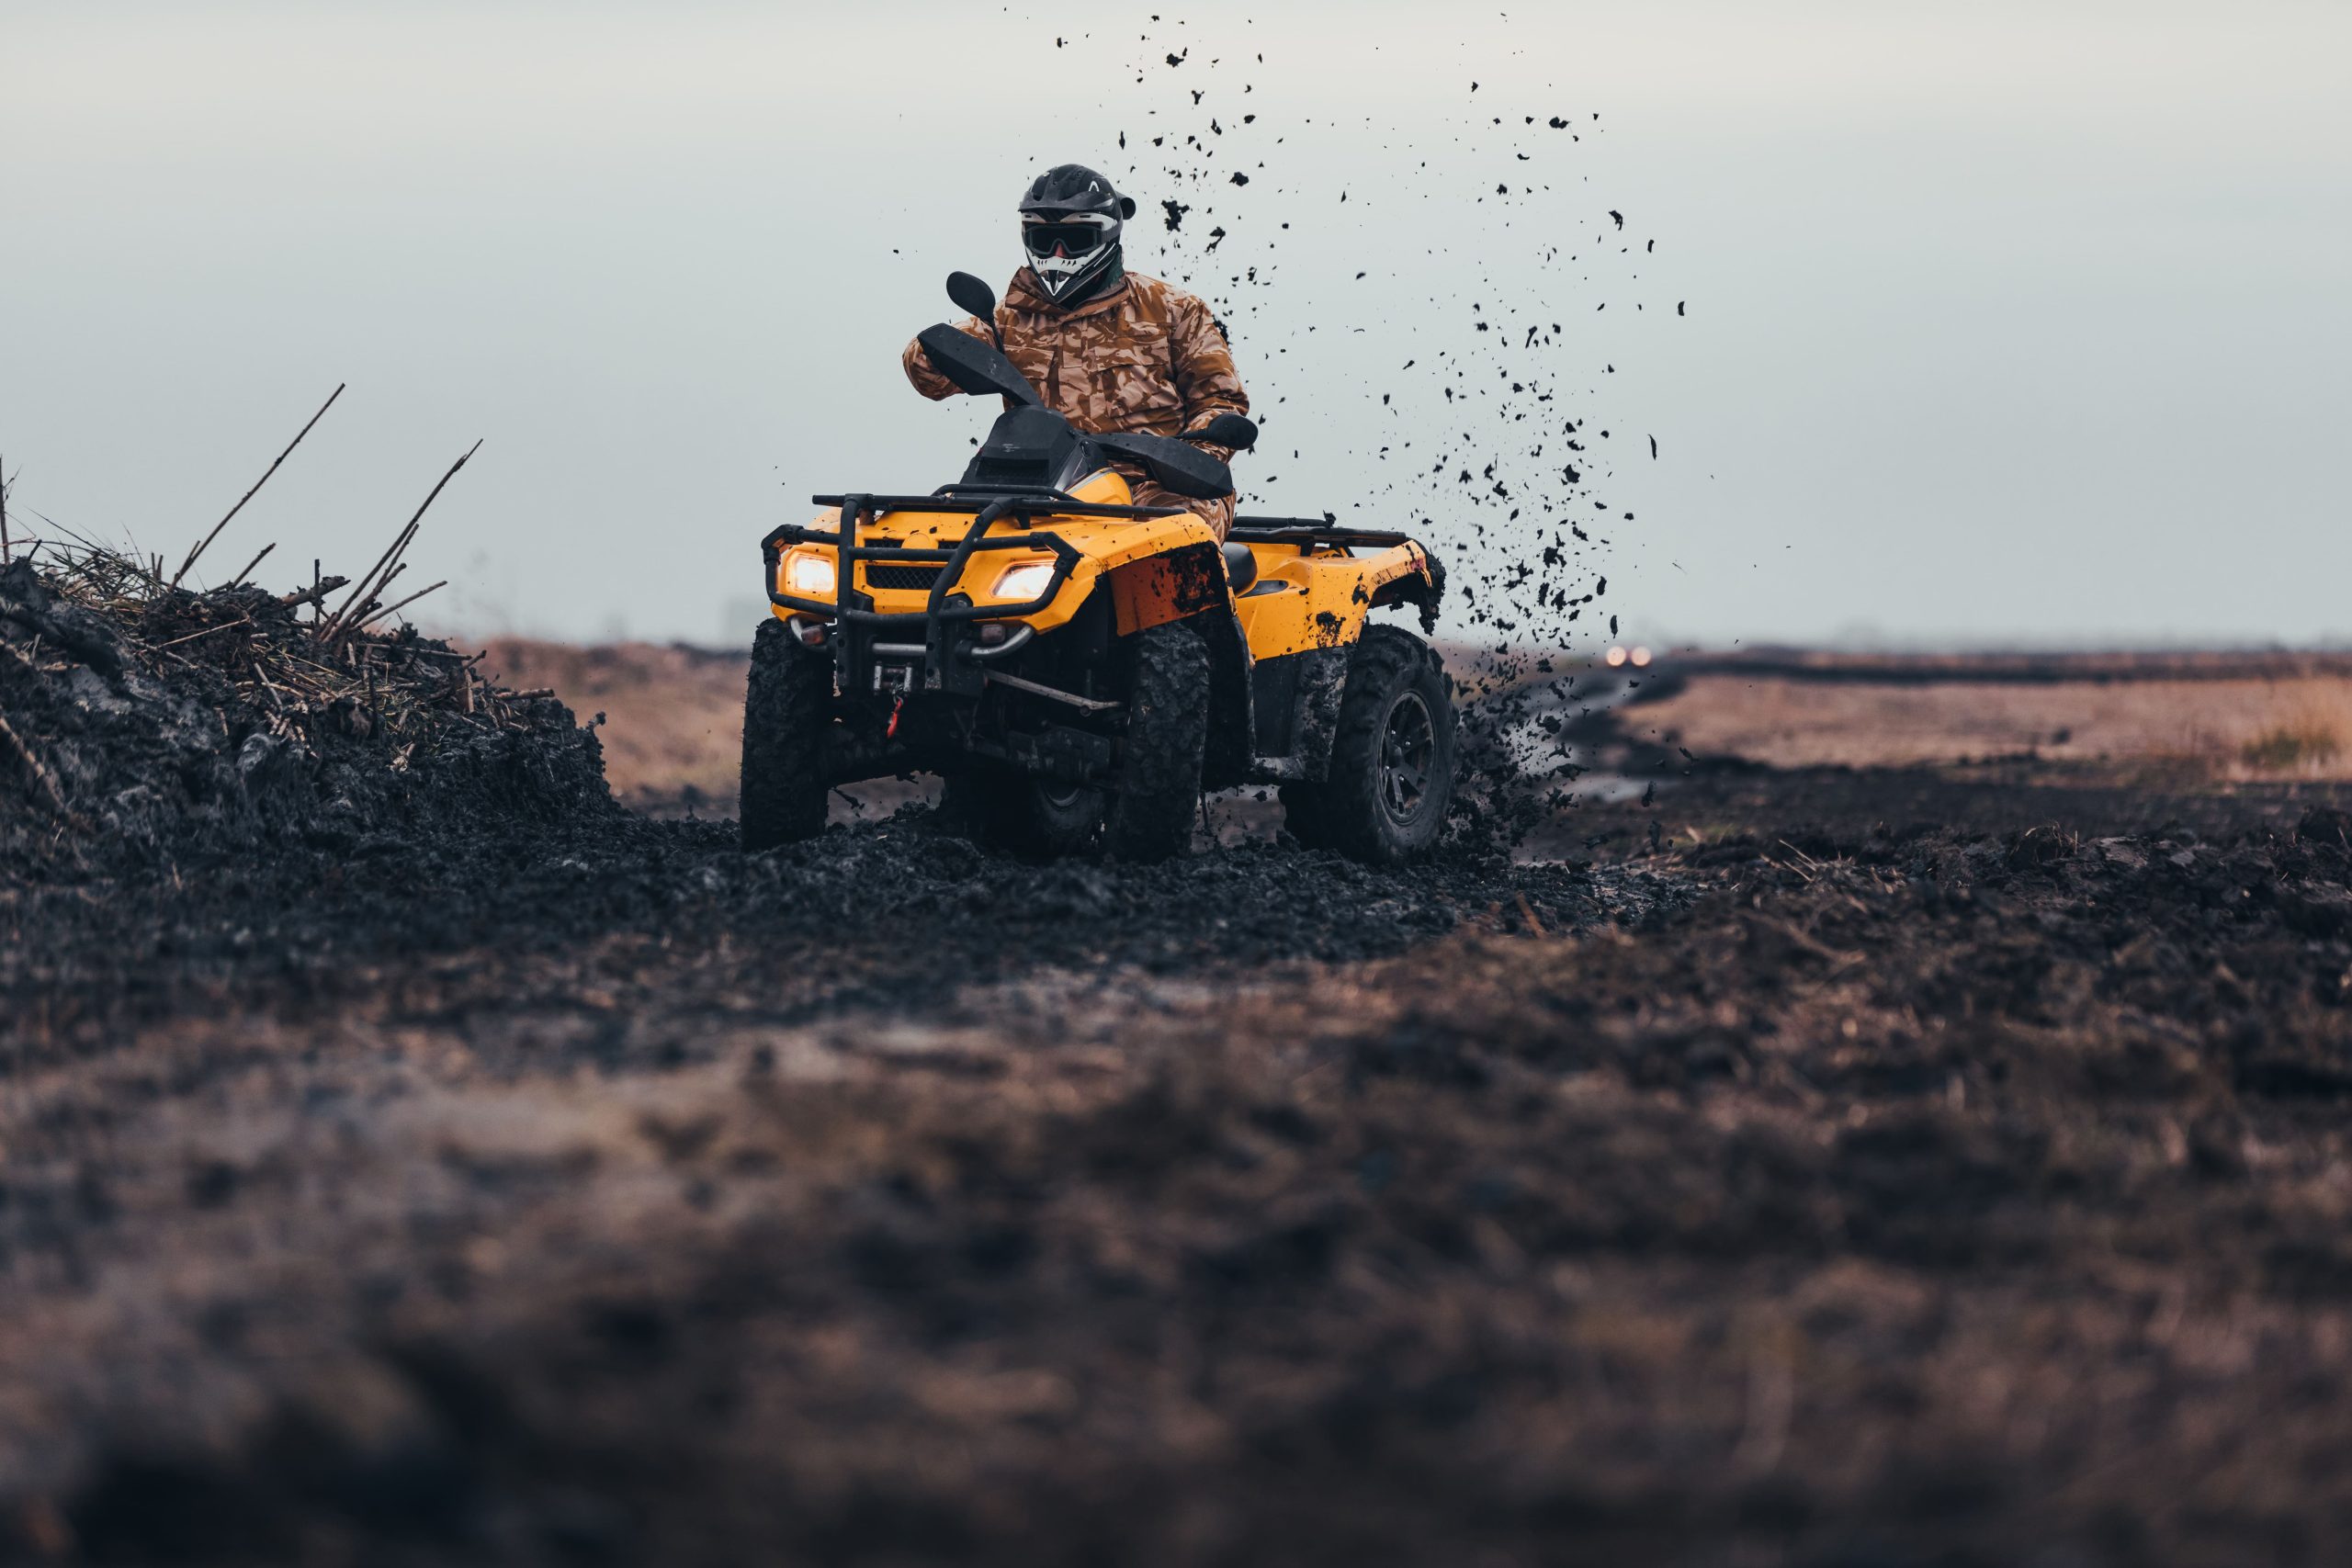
(1023, 216, 1114, 258)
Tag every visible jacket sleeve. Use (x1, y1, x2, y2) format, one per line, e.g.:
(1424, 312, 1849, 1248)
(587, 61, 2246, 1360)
(901, 314, 997, 400)
(1169, 294, 1250, 468)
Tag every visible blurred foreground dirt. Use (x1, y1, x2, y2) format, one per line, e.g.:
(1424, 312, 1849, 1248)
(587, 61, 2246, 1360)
(4, 641, 2351, 1566)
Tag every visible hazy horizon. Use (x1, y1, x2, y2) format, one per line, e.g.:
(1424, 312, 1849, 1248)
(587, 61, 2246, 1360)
(5, 0, 2346, 651)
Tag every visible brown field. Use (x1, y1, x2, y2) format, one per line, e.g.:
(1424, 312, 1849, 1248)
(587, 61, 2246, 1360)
(477, 639, 749, 811)
(1622, 657, 2352, 783)
(486, 638, 2352, 809)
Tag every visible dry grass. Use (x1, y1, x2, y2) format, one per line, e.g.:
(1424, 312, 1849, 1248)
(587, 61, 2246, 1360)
(1627, 672, 2352, 782)
(2239, 712, 2345, 773)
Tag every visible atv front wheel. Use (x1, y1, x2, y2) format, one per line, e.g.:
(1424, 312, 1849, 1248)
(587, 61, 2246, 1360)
(1102, 619, 1211, 863)
(740, 617, 832, 852)
(1282, 624, 1455, 863)
(947, 767, 1103, 858)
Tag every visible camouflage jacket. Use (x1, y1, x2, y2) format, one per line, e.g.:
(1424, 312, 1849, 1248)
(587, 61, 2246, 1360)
(902, 268, 1250, 534)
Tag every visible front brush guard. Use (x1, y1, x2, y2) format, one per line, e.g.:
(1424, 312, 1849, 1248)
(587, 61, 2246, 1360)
(764, 492, 1099, 696)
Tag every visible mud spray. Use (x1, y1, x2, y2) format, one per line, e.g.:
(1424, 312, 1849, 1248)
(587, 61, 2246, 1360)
(1059, 10, 1679, 850)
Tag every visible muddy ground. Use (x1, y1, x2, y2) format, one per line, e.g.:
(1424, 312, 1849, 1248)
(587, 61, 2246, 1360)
(6, 638, 2352, 1564)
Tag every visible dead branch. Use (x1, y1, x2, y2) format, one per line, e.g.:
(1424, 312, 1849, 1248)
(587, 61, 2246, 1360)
(250, 660, 288, 714)
(317, 438, 481, 647)
(349, 580, 447, 634)
(150, 616, 254, 652)
(319, 520, 418, 643)
(171, 383, 345, 588)
(228, 541, 277, 588)
(278, 574, 349, 611)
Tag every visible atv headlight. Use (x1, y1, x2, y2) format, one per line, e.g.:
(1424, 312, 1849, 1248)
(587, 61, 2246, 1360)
(783, 549, 836, 597)
(991, 559, 1058, 602)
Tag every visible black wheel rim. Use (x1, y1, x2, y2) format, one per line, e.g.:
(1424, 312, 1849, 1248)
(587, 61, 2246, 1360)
(1038, 781, 1087, 811)
(1378, 690, 1436, 826)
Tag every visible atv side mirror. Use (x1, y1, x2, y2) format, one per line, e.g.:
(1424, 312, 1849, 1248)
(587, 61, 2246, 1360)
(945, 270, 998, 322)
(1183, 412, 1258, 450)
(916, 322, 1043, 408)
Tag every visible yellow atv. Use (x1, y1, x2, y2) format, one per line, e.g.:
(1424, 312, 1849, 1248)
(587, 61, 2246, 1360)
(744, 271, 1453, 863)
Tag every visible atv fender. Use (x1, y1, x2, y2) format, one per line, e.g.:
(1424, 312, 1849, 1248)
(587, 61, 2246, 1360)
(1373, 547, 1447, 636)
(1108, 544, 1227, 636)
(1233, 541, 1443, 659)
(1229, 542, 1444, 783)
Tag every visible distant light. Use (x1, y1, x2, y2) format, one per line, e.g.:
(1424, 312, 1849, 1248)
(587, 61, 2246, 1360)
(1604, 646, 1627, 668)
(1630, 646, 1652, 668)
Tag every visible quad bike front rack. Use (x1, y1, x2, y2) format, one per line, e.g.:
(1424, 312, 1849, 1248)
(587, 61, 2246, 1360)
(767, 491, 1180, 696)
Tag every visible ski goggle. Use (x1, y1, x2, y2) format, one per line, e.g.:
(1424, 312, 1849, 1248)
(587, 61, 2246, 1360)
(1023, 218, 1113, 257)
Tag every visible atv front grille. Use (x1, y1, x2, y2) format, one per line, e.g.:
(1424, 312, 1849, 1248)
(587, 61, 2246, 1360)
(865, 562, 945, 592)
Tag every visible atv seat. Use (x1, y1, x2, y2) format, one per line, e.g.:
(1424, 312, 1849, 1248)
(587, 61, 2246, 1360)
(1222, 542, 1259, 594)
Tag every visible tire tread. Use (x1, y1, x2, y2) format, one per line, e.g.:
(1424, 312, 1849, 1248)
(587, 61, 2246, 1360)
(1102, 621, 1211, 863)
(739, 618, 832, 851)
(1282, 624, 1453, 863)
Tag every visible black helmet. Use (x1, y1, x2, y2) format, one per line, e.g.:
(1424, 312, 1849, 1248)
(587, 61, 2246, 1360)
(1019, 164, 1136, 306)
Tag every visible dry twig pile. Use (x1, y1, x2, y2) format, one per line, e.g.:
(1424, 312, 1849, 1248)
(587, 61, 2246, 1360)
(0, 397, 606, 870)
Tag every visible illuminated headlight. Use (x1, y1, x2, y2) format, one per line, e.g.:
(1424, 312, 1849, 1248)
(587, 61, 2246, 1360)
(783, 549, 836, 596)
(992, 559, 1057, 602)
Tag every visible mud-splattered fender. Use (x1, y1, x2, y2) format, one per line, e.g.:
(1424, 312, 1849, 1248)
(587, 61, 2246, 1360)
(1372, 547, 1446, 635)
(1235, 540, 1445, 659)
(1109, 543, 1228, 637)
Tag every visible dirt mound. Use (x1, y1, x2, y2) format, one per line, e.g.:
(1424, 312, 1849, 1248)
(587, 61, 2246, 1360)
(0, 556, 611, 881)
(474, 638, 749, 812)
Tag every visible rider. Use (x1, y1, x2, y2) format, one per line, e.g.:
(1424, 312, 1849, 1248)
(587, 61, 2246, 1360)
(903, 164, 1251, 537)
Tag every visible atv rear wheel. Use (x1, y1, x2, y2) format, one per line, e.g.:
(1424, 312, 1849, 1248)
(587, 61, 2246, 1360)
(1102, 619, 1210, 863)
(1282, 624, 1455, 863)
(740, 617, 832, 852)
(947, 768, 1103, 858)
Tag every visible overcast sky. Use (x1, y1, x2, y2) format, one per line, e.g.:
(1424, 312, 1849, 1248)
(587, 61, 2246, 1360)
(5, 0, 2346, 649)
